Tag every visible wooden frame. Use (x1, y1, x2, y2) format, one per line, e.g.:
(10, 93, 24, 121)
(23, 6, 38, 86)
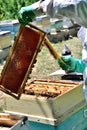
(0, 24, 46, 99)
(0, 112, 22, 127)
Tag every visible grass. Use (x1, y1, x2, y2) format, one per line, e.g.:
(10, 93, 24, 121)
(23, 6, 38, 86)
(30, 37, 82, 80)
(0, 37, 82, 81)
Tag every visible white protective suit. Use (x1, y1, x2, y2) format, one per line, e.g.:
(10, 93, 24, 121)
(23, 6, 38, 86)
(41, 0, 87, 101)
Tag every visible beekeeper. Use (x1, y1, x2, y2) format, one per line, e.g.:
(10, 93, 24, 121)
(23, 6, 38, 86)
(18, 0, 87, 101)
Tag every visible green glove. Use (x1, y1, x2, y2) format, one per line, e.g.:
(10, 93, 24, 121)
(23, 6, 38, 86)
(18, 6, 35, 26)
(58, 55, 86, 73)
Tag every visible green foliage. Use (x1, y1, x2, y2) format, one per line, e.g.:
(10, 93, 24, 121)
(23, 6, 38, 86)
(0, 0, 38, 21)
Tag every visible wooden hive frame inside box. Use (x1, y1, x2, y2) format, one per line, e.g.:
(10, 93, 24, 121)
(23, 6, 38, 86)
(0, 24, 46, 99)
(0, 112, 22, 127)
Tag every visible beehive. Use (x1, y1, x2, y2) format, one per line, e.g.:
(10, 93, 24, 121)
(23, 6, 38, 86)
(0, 25, 85, 127)
(0, 31, 11, 49)
(5, 79, 85, 125)
(0, 112, 22, 129)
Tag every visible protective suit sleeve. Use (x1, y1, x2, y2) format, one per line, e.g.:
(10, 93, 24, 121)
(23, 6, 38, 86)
(58, 55, 86, 73)
(45, 0, 87, 27)
(83, 67, 87, 102)
(77, 27, 87, 63)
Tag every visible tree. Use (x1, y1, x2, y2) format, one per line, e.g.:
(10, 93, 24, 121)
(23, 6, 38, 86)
(0, 0, 37, 20)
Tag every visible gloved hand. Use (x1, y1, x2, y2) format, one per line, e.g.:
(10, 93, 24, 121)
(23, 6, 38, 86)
(58, 55, 86, 73)
(18, 6, 35, 26)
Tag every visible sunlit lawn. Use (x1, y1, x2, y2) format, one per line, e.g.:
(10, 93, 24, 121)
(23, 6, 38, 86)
(30, 37, 82, 80)
(0, 37, 82, 80)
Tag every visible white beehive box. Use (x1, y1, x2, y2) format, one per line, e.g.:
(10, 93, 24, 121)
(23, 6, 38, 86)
(0, 31, 11, 49)
(4, 80, 85, 125)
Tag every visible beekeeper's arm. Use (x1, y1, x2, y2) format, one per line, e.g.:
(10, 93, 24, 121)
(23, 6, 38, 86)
(18, 0, 87, 27)
(40, 0, 87, 72)
(40, 0, 87, 27)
